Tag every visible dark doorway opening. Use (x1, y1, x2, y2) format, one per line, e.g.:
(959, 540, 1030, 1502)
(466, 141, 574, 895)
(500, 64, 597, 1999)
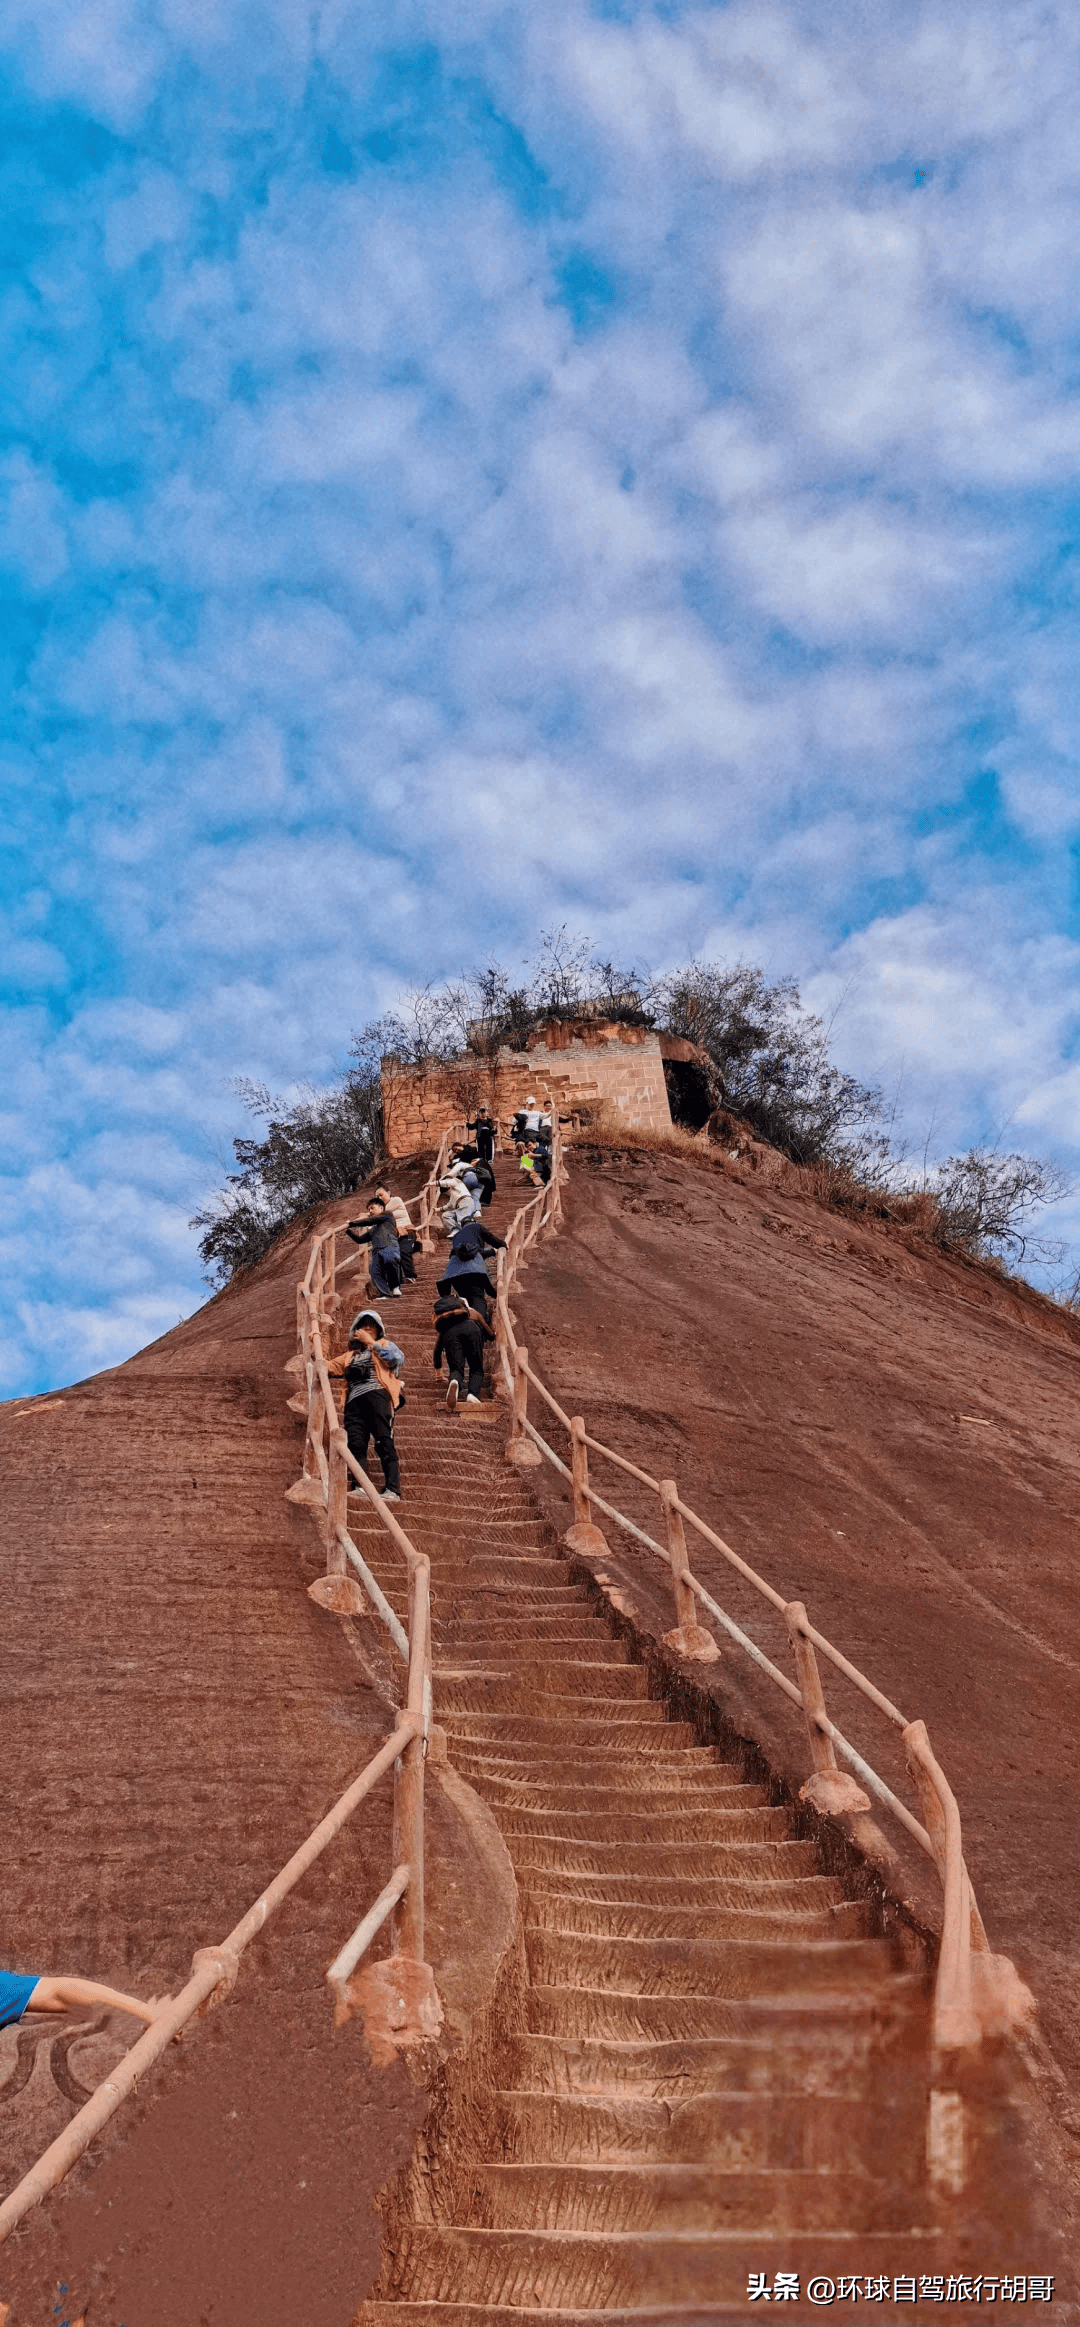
(664, 1060, 713, 1130)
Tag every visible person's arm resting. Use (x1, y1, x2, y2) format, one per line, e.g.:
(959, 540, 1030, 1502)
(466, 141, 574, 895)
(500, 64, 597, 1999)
(28, 1975, 165, 2027)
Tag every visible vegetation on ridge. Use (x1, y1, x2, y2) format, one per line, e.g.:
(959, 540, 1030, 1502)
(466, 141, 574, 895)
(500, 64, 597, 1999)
(192, 930, 1069, 1291)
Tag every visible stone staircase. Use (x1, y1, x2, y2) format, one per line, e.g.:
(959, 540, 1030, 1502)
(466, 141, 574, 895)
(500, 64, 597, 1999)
(342, 1183, 934, 2320)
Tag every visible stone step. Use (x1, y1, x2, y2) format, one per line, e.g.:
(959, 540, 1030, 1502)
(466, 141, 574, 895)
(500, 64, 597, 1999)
(524, 1981, 926, 2045)
(443, 1708, 675, 1742)
(440, 1658, 646, 1694)
(438, 1679, 651, 1716)
(515, 1869, 851, 1912)
(489, 2086, 921, 2173)
(435, 1648, 633, 1680)
(471, 1778, 769, 1815)
(356, 1551, 568, 1582)
(508, 1838, 819, 1878)
(368, 1589, 588, 1620)
(493, 1805, 790, 1844)
(433, 1618, 612, 1646)
(465, 2161, 906, 2236)
(372, 2225, 933, 2312)
(450, 1748, 734, 1782)
(506, 2023, 922, 2099)
(523, 1931, 895, 2002)
(521, 1894, 871, 1944)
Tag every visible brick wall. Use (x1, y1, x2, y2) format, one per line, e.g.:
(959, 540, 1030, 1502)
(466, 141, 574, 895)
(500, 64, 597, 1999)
(382, 1022, 673, 1156)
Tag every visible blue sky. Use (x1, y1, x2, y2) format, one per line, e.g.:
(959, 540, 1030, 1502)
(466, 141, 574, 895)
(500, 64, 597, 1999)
(4, 0, 1080, 1394)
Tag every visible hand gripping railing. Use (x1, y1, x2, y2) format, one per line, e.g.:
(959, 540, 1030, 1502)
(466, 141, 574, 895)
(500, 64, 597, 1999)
(494, 1114, 1034, 2173)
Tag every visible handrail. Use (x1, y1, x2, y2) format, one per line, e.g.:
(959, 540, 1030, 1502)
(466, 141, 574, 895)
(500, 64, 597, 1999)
(0, 1120, 532, 2240)
(0, 1716, 417, 2243)
(0, 1138, 466, 2240)
(494, 1110, 1032, 2075)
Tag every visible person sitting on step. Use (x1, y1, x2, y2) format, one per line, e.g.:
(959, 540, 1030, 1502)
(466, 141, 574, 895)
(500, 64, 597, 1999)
(432, 1293, 494, 1409)
(0, 1967, 168, 2033)
(436, 1214, 506, 1323)
(344, 1198, 402, 1298)
(325, 1316, 405, 1502)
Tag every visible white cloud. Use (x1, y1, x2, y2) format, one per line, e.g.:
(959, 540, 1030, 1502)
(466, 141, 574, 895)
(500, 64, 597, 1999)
(3, 0, 1080, 1388)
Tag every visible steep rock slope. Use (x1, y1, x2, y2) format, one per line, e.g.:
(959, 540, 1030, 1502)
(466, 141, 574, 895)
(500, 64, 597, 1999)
(507, 1141, 1080, 2133)
(0, 1162, 512, 2327)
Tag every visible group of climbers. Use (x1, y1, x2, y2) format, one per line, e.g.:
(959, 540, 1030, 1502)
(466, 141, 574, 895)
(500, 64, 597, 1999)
(0, 1106, 549, 2054)
(324, 1101, 555, 1500)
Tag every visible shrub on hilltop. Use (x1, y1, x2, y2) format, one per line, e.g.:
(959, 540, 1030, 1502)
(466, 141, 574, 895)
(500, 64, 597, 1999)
(191, 931, 1070, 1291)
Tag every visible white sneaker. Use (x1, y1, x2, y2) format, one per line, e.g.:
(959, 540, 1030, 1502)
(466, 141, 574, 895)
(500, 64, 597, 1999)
(446, 1380, 459, 1409)
(389, 1288, 402, 1297)
(466, 1394, 481, 1404)
(381, 1488, 401, 1503)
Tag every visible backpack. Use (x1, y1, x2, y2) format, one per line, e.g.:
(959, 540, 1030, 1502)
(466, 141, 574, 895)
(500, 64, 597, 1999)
(370, 1346, 403, 1409)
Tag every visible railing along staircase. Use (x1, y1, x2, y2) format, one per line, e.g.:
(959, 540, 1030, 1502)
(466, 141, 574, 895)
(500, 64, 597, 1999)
(1, 1111, 1036, 2313)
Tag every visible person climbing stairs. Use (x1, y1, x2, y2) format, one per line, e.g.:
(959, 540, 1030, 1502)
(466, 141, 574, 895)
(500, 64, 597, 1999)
(340, 1172, 934, 2319)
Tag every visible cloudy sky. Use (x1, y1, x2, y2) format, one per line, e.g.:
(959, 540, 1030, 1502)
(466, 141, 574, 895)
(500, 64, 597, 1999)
(3, 0, 1080, 1395)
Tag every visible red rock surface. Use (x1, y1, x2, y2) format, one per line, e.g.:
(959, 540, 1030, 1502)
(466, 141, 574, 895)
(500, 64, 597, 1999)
(511, 1140, 1080, 2151)
(0, 1160, 513, 2326)
(4, 1131, 1079, 2318)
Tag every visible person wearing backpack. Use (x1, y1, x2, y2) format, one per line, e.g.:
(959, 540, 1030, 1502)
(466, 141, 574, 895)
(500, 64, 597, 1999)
(325, 1317, 406, 1501)
(432, 1293, 494, 1407)
(436, 1215, 506, 1321)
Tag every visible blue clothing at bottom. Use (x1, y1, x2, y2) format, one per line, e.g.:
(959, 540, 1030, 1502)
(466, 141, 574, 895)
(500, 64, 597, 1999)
(0, 1969, 39, 2028)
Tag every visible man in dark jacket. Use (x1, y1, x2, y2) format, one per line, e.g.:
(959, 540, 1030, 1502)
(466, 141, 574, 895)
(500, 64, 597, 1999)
(345, 1198, 402, 1297)
(433, 1294, 493, 1407)
(436, 1216, 505, 1320)
(467, 1109, 497, 1164)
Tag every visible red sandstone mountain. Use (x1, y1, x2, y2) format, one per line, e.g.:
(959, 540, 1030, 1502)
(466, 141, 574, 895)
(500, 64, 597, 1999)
(1, 1138, 1077, 2320)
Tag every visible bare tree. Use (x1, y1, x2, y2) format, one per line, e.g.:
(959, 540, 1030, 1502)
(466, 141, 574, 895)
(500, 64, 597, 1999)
(651, 959, 882, 1167)
(929, 1148, 1070, 1264)
(191, 1072, 383, 1287)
